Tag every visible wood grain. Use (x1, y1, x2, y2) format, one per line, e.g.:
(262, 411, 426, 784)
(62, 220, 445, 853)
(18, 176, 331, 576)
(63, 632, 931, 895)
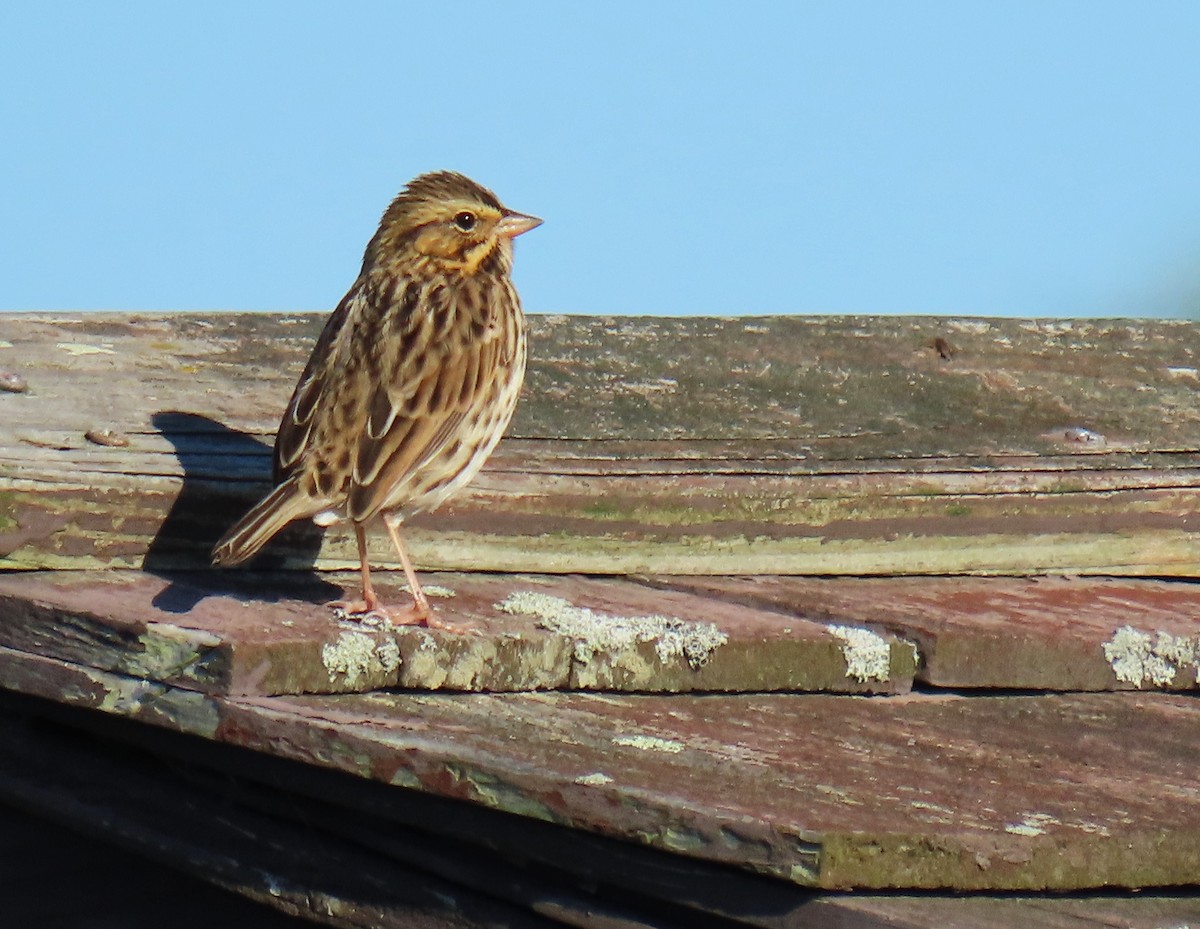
(2, 312, 1199, 575)
(4, 644, 1199, 893)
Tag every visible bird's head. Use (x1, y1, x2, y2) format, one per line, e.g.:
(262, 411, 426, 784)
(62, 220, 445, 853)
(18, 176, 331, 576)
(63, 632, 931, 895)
(365, 171, 541, 276)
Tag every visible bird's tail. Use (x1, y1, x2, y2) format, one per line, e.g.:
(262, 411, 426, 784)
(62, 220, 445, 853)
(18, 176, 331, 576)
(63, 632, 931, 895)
(212, 478, 320, 566)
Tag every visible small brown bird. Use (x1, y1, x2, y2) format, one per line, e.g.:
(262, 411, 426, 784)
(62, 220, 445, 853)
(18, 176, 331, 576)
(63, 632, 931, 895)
(212, 171, 541, 626)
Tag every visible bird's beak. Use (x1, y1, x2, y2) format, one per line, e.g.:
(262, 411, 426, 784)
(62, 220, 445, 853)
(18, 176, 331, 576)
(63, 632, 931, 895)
(496, 211, 543, 239)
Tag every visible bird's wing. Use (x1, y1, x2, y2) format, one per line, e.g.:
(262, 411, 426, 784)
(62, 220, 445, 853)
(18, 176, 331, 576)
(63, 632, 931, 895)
(272, 287, 361, 482)
(348, 317, 505, 522)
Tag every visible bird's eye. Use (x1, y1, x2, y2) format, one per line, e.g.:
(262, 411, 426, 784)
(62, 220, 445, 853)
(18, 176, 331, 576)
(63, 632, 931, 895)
(453, 211, 477, 232)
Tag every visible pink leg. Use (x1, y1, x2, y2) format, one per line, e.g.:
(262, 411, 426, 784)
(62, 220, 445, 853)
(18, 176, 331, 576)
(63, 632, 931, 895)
(328, 524, 384, 617)
(383, 516, 433, 626)
(381, 518, 474, 634)
(329, 519, 468, 632)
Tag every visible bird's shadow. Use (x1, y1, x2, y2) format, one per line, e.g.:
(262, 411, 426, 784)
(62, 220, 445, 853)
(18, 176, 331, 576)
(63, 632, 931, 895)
(143, 411, 340, 614)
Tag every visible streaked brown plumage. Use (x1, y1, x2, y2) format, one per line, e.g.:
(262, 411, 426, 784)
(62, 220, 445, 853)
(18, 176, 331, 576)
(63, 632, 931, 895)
(212, 171, 541, 625)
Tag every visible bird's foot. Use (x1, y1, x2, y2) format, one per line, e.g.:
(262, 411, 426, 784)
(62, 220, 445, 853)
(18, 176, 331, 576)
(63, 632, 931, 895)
(327, 598, 478, 634)
(420, 609, 482, 635)
(379, 602, 482, 634)
(326, 597, 437, 629)
(382, 601, 434, 627)
(327, 598, 390, 625)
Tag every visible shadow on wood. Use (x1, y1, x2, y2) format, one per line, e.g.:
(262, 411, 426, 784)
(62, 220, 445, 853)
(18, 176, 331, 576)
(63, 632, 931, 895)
(143, 411, 339, 613)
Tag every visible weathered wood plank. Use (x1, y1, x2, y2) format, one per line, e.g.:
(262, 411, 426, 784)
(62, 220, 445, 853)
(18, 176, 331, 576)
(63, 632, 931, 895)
(4, 312, 1200, 446)
(646, 576, 1200, 691)
(0, 569, 915, 695)
(798, 894, 1200, 928)
(10, 569, 1200, 696)
(8, 691, 1199, 929)
(3, 312, 1200, 576)
(7, 452, 1199, 576)
(0, 704, 562, 929)
(4, 643, 1198, 892)
(0, 803, 319, 929)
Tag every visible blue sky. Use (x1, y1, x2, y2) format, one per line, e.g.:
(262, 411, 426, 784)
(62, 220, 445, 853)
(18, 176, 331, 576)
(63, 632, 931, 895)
(2, 2, 1199, 317)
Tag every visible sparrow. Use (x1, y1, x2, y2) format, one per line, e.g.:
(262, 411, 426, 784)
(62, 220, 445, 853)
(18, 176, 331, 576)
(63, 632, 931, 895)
(212, 171, 540, 626)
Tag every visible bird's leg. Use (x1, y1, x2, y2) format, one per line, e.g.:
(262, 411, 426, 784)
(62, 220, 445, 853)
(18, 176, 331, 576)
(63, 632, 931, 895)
(383, 514, 434, 626)
(328, 523, 384, 618)
(383, 516, 476, 632)
(356, 523, 383, 613)
(329, 517, 465, 631)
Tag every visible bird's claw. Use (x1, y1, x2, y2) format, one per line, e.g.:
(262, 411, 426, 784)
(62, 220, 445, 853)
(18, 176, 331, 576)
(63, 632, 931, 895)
(328, 599, 388, 624)
(327, 598, 439, 629)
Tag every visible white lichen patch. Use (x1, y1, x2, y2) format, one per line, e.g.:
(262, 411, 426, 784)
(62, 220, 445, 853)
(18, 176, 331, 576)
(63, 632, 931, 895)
(1103, 625, 1200, 688)
(574, 772, 614, 786)
(377, 637, 401, 671)
(1004, 812, 1059, 836)
(56, 341, 115, 355)
(422, 585, 457, 599)
(815, 784, 862, 806)
(322, 631, 400, 688)
(621, 377, 679, 396)
(909, 799, 957, 816)
(396, 631, 444, 684)
(496, 591, 727, 670)
(613, 734, 685, 753)
(826, 625, 892, 682)
(947, 319, 994, 335)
